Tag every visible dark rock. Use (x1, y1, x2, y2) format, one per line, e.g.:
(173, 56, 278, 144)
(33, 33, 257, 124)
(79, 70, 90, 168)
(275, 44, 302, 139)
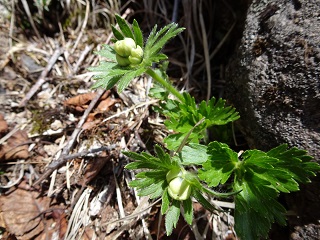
(226, 0, 320, 161)
(290, 224, 320, 240)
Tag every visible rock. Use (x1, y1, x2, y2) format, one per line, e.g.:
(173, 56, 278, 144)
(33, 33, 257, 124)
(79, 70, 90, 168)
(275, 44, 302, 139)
(226, 0, 320, 161)
(290, 224, 320, 240)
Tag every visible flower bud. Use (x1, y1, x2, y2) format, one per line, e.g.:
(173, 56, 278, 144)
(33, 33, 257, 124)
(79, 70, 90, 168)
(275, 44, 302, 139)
(116, 54, 131, 67)
(114, 38, 136, 57)
(166, 168, 182, 183)
(128, 45, 143, 65)
(168, 177, 191, 201)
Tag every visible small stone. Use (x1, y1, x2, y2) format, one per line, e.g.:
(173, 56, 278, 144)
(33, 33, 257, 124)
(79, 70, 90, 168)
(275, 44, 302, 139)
(50, 119, 63, 131)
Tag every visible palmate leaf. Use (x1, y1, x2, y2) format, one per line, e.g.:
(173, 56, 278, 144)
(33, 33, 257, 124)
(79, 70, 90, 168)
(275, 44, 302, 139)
(233, 175, 287, 240)
(267, 144, 320, 183)
(144, 23, 185, 65)
(231, 146, 320, 240)
(157, 93, 239, 149)
(124, 145, 176, 170)
(198, 141, 238, 187)
(91, 15, 185, 93)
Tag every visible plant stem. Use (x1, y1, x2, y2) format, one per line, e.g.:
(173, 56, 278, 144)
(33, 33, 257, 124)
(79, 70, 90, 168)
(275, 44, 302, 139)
(146, 68, 184, 102)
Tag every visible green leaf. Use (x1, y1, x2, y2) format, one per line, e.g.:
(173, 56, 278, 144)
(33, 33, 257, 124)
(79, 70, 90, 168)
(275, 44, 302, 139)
(138, 180, 165, 198)
(165, 200, 180, 235)
(112, 25, 124, 40)
(231, 145, 319, 240)
(143, 23, 185, 65)
(267, 144, 320, 183)
(158, 93, 240, 148)
(95, 44, 117, 61)
(233, 179, 287, 240)
(161, 188, 171, 215)
(182, 198, 193, 225)
(91, 75, 121, 90)
(115, 15, 134, 39)
(117, 67, 146, 92)
(178, 143, 208, 165)
(132, 19, 143, 47)
(192, 190, 218, 213)
(198, 141, 238, 187)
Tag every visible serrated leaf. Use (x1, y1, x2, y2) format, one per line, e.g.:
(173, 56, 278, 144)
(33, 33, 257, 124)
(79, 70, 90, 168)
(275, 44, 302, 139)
(267, 144, 320, 183)
(91, 75, 121, 90)
(144, 23, 184, 64)
(138, 180, 165, 197)
(233, 179, 287, 240)
(161, 188, 170, 215)
(115, 15, 134, 39)
(165, 200, 180, 236)
(158, 93, 239, 146)
(182, 198, 193, 225)
(198, 141, 238, 187)
(178, 143, 208, 165)
(117, 67, 146, 92)
(95, 44, 117, 61)
(132, 19, 143, 47)
(112, 25, 124, 40)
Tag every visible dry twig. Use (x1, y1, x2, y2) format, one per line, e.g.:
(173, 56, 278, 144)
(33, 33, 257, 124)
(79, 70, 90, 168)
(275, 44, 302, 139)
(19, 47, 63, 107)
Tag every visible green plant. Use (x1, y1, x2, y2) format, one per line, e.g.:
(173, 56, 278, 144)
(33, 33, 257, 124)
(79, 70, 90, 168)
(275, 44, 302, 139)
(89, 16, 320, 239)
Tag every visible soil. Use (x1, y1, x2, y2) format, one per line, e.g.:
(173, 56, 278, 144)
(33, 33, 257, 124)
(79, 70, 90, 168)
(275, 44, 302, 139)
(0, 0, 318, 239)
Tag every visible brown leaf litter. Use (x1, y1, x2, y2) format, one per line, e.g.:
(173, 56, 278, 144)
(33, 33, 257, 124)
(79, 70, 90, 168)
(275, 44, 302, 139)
(0, 181, 67, 239)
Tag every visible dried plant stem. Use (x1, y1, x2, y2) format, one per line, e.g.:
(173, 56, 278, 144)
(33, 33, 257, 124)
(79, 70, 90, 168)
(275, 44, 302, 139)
(19, 47, 63, 107)
(33, 89, 107, 186)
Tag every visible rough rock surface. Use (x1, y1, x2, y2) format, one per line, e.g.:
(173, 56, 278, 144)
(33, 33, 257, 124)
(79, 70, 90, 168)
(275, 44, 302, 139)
(226, 0, 320, 161)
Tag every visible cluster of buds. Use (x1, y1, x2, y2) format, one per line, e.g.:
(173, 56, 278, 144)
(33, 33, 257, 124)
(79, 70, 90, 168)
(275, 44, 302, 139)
(114, 38, 143, 67)
(166, 168, 192, 201)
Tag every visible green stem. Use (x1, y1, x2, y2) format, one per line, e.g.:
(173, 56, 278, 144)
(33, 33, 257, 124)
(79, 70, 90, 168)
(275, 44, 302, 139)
(146, 68, 185, 102)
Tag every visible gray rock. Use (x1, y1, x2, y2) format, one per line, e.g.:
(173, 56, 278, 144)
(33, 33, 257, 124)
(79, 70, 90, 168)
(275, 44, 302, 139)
(226, 0, 320, 161)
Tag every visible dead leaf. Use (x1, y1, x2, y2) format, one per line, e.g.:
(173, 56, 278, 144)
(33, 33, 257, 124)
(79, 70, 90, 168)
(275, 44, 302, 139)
(63, 90, 111, 112)
(82, 226, 96, 240)
(0, 113, 8, 134)
(0, 130, 29, 161)
(82, 119, 102, 130)
(0, 187, 51, 240)
(51, 209, 68, 239)
(80, 156, 110, 186)
(96, 98, 119, 112)
(64, 92, 96, 110)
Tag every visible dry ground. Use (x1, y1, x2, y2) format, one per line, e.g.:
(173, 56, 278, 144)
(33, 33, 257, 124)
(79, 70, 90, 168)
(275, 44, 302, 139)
(0, 1, 248, 239)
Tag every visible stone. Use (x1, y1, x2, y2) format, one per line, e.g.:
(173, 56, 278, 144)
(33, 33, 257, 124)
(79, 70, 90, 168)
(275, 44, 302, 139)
(226, 0, 320, 161)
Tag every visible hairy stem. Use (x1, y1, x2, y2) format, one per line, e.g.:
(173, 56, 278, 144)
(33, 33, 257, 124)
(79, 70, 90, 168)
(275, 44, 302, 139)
(146, 68, 184, 102)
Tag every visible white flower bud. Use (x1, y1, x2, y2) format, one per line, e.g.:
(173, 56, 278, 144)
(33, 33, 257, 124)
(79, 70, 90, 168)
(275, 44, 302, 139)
(116, 54, 131, 66)
(114, 38, 136, 57)
(168, 176, 191, 201)
(128, 45, 143, 65)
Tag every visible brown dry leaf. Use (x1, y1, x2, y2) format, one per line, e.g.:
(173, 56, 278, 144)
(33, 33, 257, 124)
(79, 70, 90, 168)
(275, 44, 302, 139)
(80, 156, 110, 186)
(51, 209, 68, 239)
(0, 130, 29, 161)
(0, 113, 8, 134)
(96, 98, 119, 113)
(63, 90, 111, 112)
(82, 226, 96, 240)
(82, 119, 102, 130)
(64, 92, 96, 110)
(0, 187, 51, 239)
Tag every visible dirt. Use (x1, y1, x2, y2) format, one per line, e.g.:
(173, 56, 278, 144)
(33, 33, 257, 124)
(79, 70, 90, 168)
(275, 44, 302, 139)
(1, 0, 318, 239)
